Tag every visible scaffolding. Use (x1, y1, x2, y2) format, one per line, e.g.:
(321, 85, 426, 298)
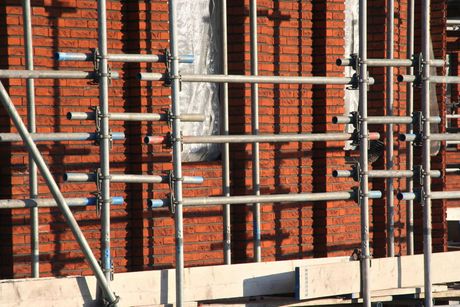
(0, 0, 459, 306)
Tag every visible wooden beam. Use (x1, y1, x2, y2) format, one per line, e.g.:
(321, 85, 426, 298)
(0, 256, 349, 306)
(3, 252, 460, 306)
(296, 251, 460, 300)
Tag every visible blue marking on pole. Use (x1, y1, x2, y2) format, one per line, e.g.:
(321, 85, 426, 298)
(111, 197, 124, 205)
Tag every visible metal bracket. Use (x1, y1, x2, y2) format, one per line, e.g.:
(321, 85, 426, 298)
(350, 111, 361, 147)
(93, 168, 103, 217)
(347, 54, 360, 90)
(110, 259, 114, 281)
(351, 162, 360, 182)
(167, 193, 176, 215)
(420, 187, 428, 205)
(163, 48, 182, 90)
(412, 112, 423, 147)
(164, 131, 183, 151)
(166, 108, 174, 128)
(91, 106, 113, 148)
(352, 186, 361, 203)
(90, 48, 113, 85)
(412, 53, 423, 87)
(350, 248, 362, 261)
(163, 132, 173, 148)
(414, 165, 424, 186)
(163, 48, 173, 87)
(105, 294, 120, 307)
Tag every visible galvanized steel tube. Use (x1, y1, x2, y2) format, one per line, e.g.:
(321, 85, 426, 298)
(429, 76, 460, 84)
(359, 0, 371, 304)
(55, 52, 194, 64)
(422, 0, 433, 304)
(386, 0, 395, 257)
(168, 0, 185, 305)
(67, 111, 204, 122)
(0, 81, 118, 304)
(22, 0, 39, 278)
(221, 0, 231, 265)
(407, 0, 415, 255)
(332, 169, 441, 179)
(0, 132, 125, 142)
(399, 75, 460, 84)
(64, 173, 204, 184)
(138, 72, 375, 85)
(333, 115, 440, 125)
(181, 133, 380, 144)
(0, 197, 124, 209)
(337, 58, 444, 67)
(250, 0, 261, 264)
(97, 0, 112, 289)
(400, 133, 460, 142)
(0, 69, 119, 80)
(149, 190, 382, 208)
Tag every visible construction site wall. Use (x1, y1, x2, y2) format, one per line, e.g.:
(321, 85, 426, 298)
(0, 0, 447, 279)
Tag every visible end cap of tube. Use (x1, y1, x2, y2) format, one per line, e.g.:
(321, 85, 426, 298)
(368, 190, 382, 199)
(112, 132, 125, 141)
(149, 199, 167, 208)
(397, 192, 416, 201)
(189, 176, 205, 184)
(144, 135, 166, 145)
(180, 55, 194, 64)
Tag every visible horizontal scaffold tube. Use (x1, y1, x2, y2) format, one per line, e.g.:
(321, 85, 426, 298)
(398, 75, 460, 84)
(336, 58, 445, 67)
(144, 133, 380, 145)
(67, 111, 205, 122)
(0, 197, 124, 209)
(138, 73, 376, 85)
(400, 133, 460, 142)
(64, 173, 204, 184)
(150, 190, 382, 207)
(0, 70, 119, 80)
(332, 169, 441, 178)
(55, 52, 194, 64)
(333, 115, 441, 125)
(398, 191, 460, 201)
(0, 132, 125, 142)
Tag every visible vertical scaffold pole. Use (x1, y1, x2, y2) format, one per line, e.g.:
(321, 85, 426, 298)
(386, 0, 395, 257)
(169, 0, 185, 305)
(422, 0, 433, 305)
(359, 0, 371, 305)
(406, 0, 415, 255)
(221, 0, 231, 265)
(22, 0, 39, 278)
(97, 0, 113, 287)
(250, 0, 261, 263)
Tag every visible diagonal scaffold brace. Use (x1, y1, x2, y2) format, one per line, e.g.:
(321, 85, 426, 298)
(0, 81, 119, 306)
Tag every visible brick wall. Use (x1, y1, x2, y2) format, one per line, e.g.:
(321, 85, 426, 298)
(0, 0, 447, 279)
(446, 13, 460, 211)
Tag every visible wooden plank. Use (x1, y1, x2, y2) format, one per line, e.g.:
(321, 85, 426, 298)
(447, 207, 460, 221)
(0, 256, 349, 306)
(296, 251, 460, 300)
